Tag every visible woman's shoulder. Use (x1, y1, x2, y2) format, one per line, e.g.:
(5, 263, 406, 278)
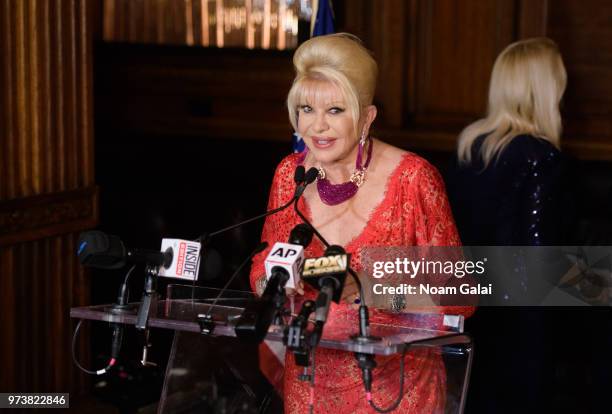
(375, 139, 433, 170)
(502, 134, 561, 165)
(272, 152, 302, 181)
(374, 140, 443, 188)
(277, 152, 302, 169)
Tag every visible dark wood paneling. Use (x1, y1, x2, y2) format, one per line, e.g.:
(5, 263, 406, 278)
(0, 0, 94, 201)
(547, 0, 612, 143)
(517, 0, 548, 38)
(0, 234, 90, 393)
(411, 0, 515, 128)
(94, 44, 295, 138)
(0, 0, 95, 394)
(366, 0, 408, 128)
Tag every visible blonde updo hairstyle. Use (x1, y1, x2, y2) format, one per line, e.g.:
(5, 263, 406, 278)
(287, 33, 378, 136)
(458, 37, 567, 166)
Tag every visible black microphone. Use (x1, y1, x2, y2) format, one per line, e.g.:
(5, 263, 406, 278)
(294, 165, 305, 185)
(77, 231, 173, 269)
(304, 167, 319, 184)
(234, 224, 314, 343)
(289, 223, 314, 247)
(199, 166, 311, 242)
(294, 167, 318, 199)
(302, 245, 349, 305)
(234, 266, 291, 343)
(302, 245, 349, 346)
(293, 169, 331, 250)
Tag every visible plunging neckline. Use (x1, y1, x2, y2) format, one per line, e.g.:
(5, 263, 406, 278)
(298, 153, 410, 253)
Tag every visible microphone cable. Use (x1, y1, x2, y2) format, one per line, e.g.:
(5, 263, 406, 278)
(293, 195, 366, 311)
(71, 319, 116, 375)
(365, 343, 409, 413)
(116, 264, 137, 307)
(308, 345, 317, 414)
(72, 265, 138, 375)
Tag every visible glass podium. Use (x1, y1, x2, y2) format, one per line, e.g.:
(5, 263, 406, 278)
(70, 284, 473, 413)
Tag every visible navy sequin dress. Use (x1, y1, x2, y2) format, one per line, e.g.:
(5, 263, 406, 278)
(447, 134, 562, 246)
(446, 134, 564, 413)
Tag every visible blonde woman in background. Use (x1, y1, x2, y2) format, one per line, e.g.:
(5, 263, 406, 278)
(452, 37, 567, 246)
(447, 38, 569, 413)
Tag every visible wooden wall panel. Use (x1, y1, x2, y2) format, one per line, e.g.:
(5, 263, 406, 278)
(1, 0, 94, 201)
(338, 0, 612, 158)
(370, 0, 408, 127)
(94, 44, 295, 140)
(547, 0, 612, 144)
(411, 0, 515, 128)
(0, 235, 89, 393)
(0, 0, 96, 394)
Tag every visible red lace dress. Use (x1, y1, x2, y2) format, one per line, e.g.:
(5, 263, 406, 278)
(250, 152, 474, 413)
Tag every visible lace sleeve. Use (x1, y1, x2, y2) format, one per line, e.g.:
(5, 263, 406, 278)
(413, 160, 462, 247)
(412, 160, 475, 318)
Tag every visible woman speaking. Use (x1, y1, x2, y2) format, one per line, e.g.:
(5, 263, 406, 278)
(250, 33, 472, 413)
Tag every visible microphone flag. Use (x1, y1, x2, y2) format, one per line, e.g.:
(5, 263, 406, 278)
(158, 239, 202, 281)
(264, 242, 305, 289)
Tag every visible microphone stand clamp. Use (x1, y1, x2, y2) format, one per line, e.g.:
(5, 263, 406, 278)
(135, 264, 159, 330)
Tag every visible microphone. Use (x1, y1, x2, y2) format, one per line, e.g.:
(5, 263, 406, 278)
(235, 224, 314, 342)
(264, 223, 313, 294)
(199, 166, 312, 242)
(264, 236, 307, 290)
(77, 231, 173, 269)
(301, 245, 349, 346)
(302, 245, 349, 306)
(284, 299, 316, 368)
(234, 266, 291, 343)
(158, 238, 202, 281)
(293, 167, 318, 200)
(289, 222, 314, 246)
(294, 165, 305, 185)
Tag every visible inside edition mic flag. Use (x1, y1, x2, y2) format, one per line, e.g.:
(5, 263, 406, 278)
(158, 239, 202, 281)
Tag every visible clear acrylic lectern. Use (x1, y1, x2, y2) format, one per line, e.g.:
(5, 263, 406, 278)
(70, 284, 473, 413)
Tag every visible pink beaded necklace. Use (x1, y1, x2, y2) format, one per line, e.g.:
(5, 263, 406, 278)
(299, 137, 373, 205)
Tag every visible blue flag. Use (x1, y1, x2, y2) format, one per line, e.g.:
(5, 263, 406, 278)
(312, 0, 335, 37)
(292, 0, 335, 153)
